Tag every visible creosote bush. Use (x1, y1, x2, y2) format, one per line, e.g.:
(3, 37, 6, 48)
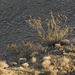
(7, 41, 32, 57)
(6, 11, 74, 59)
(25, 11, 73, 44)
(6, 41, 43, 58)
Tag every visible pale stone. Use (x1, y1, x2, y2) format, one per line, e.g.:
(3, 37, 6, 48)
(31, 57, 37, 63)
(43, 56, 51, 61)
(18, 66, 24, 70)
(41, 60, 51, 68)
(18, 58, 27, 64)
(22, 62, 29, 67)
(11, 62, 17, 66)
(60, 39, 70, 45)
(55, 43, 61, 48)
(47, 65, 54, 71)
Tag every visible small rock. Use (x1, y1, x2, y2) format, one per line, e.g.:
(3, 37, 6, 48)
(47, 65, 54, 71)
(18, 66, 24, 70)
(43, 56, 51, 61)
(41, 60, 51, 68)
(60, 39, 70, 46)
(11, 62, 17, 66)
(18, 58, 27, 64)
(22, 62, 29, 67)
(55, 43, 61, 48)
(31, 57, 37, 63)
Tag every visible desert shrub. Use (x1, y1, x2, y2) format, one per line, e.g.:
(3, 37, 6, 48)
(7, 42, 31, 58)
(6, 11, 74, 59)
(25, 11, 73, 45)
(6, 41, 43, 58)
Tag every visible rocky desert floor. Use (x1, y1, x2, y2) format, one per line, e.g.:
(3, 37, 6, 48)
(0, 0, 75, 75)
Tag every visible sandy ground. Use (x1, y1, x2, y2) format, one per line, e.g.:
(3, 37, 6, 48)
(0, 0, 75, 74)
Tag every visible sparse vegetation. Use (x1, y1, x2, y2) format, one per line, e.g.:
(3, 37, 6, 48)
(5, 11, 75, 75)
(26, 11, 73, 45)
